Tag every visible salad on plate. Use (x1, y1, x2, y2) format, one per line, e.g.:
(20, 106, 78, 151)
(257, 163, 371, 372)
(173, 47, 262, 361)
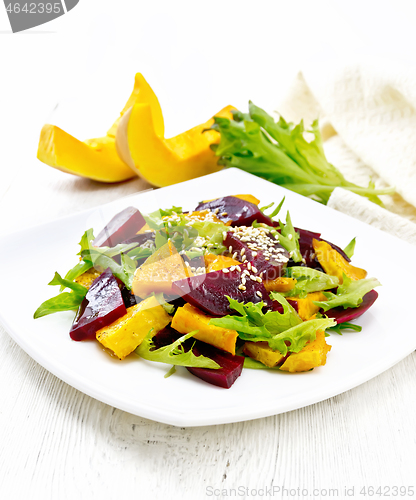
(34, 195, 380, 389)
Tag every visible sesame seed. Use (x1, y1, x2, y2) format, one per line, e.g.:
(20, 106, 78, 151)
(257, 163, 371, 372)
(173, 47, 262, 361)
(240, 248, 245, 256)
(250, 275, 257, 281)
(236, 265, 241, 272)
(265, 257, 270, 261)
(242, 255, 247, 262)
(247, 262, 252, 270)
(252, 266, 258, 274)
(256, 276, 262, 283)
(229, 246, 233, 253)
(222, 268, 229, 273)
(239, 284, 247, 291)
(256, 291, 263, 298)
(233, 252, 238, 259)
(223, 232, 227, 240)
(230, 266, 236, 272)
(288, 234, 293, 240)
(241, 277, 246, 285)
(221, 212, 228, 217)
(214, 208, 220, 214)
(251, 251, 257, 257)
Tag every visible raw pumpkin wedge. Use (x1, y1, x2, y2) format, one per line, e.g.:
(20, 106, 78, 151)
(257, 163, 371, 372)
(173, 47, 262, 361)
(96, 296, 171, 360)
(132, 240, 193, 298)
(116, 103, 235, 187)
(171, 303, 238, 355)
(37, 128, 135, 183)
(313, 239, 367, 284)
(37, 73, 163, 183)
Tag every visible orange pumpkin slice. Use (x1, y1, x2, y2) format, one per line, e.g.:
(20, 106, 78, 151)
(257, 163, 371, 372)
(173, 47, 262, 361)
(132, 240, 193, 298)
(312, 239, 367, 284)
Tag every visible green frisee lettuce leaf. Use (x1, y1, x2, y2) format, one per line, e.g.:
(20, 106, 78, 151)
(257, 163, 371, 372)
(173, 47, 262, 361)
(136, 330, 220, 370)
(314, 275, 381, 311)
(211, 103, 394, 205)
(285, 267, 339, 298)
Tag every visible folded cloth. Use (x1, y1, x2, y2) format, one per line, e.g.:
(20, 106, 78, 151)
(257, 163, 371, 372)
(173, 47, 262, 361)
(276, 59, 416, 245)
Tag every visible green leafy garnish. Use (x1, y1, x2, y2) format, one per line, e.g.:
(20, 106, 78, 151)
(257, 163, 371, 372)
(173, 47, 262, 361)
(34, 272, 87, 319)
(136, 330, 220, 370)
(285, 267, 339, 298)
(314, 275, 381, 311)
(327, 322, 363, 335)
(61, 229, 139, 291)
(210, 295, 301, 341)
(211, 295, 335, 355)
(276, 211, 302, 262)
(343, 237, 356, 259)
(211, 103, 394, 205)
(260, 196, 285, 219)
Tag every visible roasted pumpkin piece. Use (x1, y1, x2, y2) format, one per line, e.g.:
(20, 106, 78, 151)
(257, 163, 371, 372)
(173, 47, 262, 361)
(264, 277, 297, 293)
(233, 194, 260, 205)
(132, 240, 193, 297)
(204, 253, 241, 272)
(96, 296, 171, 360)
(287, 291, 327, 321)
(313, 239, 367, 283)
(136, 223, 154, 235)
(171, 303, 238, 355)
(243, 342, 285, 367)
(279, 330, 331, 373)
(74, 268, 101, 289)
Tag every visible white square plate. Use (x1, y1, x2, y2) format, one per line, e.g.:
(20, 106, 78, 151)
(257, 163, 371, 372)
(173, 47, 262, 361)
(1, 169, 415, 427)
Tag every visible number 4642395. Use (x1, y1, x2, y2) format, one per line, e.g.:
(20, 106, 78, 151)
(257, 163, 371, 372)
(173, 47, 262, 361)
(5, 3, 62, 14)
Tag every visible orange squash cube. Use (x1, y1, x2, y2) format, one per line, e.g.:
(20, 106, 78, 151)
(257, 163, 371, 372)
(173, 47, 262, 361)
(132, 240, 192, 298)
(280, 330, 331, 372)
(313, 239, 367, 284)
(171, 303, 238, 354)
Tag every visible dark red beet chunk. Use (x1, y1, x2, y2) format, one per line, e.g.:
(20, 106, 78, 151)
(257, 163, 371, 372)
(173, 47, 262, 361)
(152, 328, 244, 388)
(224, 231, 289, 279)
(70, 268, 127, 341)
(187, 343, 244, 389)
(195, 196, 275, 226)
(325, 290, 378, 324)
(93, 207, 146, 247)
(172, 264, 273, 317)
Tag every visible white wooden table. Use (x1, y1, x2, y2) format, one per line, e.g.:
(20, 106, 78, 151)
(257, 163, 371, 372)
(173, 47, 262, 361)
(1, 1, 416, 498)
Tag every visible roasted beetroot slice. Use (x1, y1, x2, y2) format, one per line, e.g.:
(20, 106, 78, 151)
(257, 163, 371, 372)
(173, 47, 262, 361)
(224, 232, 289, 279)
(325, 290, 378, 324)
(195, 196, 275, 226)
(93, 207, 146, 247)
(152, 328, 244, 388)
(70, 268, 127, 341)
(172, 265, 273, 317)
(187, 343, 245, 389)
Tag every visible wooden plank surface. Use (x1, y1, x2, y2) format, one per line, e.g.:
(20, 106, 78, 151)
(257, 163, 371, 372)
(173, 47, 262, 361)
(1, 168, 416, 500)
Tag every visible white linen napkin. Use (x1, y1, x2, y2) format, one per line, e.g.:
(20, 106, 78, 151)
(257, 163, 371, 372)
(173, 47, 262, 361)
(275, 59, 416, 245)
